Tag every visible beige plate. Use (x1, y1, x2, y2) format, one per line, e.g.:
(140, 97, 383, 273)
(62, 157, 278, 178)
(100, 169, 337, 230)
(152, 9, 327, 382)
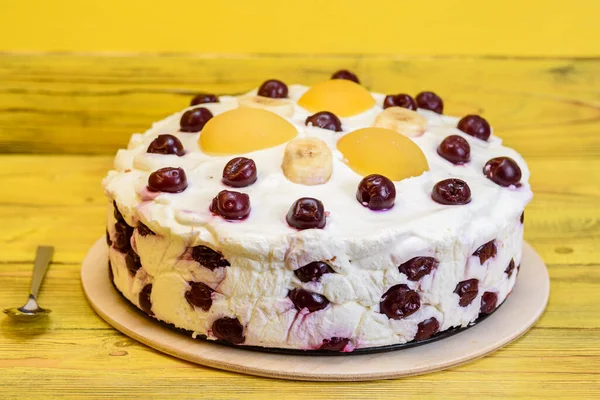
(81, 238, 550, 381)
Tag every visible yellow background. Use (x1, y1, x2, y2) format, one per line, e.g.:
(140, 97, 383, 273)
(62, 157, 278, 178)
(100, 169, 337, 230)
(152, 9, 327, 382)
(1, 0, 599, 56)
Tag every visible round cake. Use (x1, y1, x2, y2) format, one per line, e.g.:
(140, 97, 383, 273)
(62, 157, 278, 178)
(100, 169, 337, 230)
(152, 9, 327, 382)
(103, 71, 532, 352)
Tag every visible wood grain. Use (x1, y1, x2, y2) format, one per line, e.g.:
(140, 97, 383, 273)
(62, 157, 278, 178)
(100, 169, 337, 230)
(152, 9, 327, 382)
(0, 53, 599, 398)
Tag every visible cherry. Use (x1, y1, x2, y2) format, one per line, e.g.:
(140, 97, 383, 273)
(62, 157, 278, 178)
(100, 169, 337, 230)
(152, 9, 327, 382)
(257, 79, 288, 98)
(192, 245, 230, 270)
(380, 284, 421, 320)
(320, 337, 349, 351)
(294, 261, 334, 283)
(288, 289, 330, 312)
(180, 107, 213, 132)
(147, 134, 185, 156)
(139, 284, 153, 315)
(286, 198, 326, 230)
(398, 257, 439, 281)
(105, 229, 112, 246)
(437, 135, 470, 164)
(113, 202, 125, 223)
(505, 259, 516, 278)
(483, 157, 522, 187)
(383, 94, 417, 110)
(125, 250, 142, 275)
(454, 279, 479, 307)
(212, 317, 245, 344)
(416, 91, 443, 114)
(190, 93, 219, 106)
(114, 221, 133, 253)
(431, 178, 471, 205)
(520, 211, 525, 224)
(137, 222, 155, 237)
(473, 240, 497, 264)
(457, 115, 491, 141)
(415, 317, 440, 341)
(331, 69, 360, 84)
(480, 291, 498, 314)
(148, 167, 188, 193)
(305, 111, 342, 132)
(356, 174, 396, 211)
(222, 157, 257, 188)
(210, 190, 251, 220)
(185, 282, 213, 311)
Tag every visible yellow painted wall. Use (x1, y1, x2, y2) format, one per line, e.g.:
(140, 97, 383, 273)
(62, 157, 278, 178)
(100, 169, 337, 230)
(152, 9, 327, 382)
(1, 0, 599, 56)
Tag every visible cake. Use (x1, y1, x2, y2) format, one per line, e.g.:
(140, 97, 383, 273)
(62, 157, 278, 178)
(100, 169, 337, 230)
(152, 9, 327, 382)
(103, 70, 532, 352)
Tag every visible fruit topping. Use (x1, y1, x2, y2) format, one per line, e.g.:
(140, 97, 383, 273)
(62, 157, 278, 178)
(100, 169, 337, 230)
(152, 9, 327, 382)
(294, 261, 334, 283)
(454, 279, 479, 307)
(288, 288, 330, 312)
(398, 257, 439, 281)
(180, 107, 213, 132)
(222, 157, 257, 188)
(416, 91, 443, 113)
(331, 69, 360, 84)
(125, 250, 142, 275)
(431, 178, 472, 205)
(257, 79, 288, 98)
(457, 115, 491, 141)
(192, 245, 230, 270)
(383, 94, 418, 110)
(212, 317, 245, 344)
(190, 93, 219, 106)
(114, 221, 133, 253)
(147, 167, 188, 193)
(185, 282, 214, 311)
(305, 111, 342, 132)
(380, 284, 421, 320)
(437, 135, 470, 164)
(356, 174, 396, 211)
(210, 190, 251, 220)
(237, 95, 294, 117)
(139, 284, 153, 315)
(337, 127, 429, 181)
(480, 292, 498, 314)
(282, 138, 332, 185)
(505, 259, 516, 277)
(473, 240, 497, 264)
(415, 317, 440, 341)
(372, 106, 427, 138)
(320, 337, 349, 351)
(483, 157, 522, 187)
(286, 198, 326, 230)
(298, 79, 375, 117)
(147, 134, 185, 156)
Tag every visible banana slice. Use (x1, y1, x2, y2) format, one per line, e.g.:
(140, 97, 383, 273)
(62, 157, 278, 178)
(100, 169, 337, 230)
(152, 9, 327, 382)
(282, 138, 333, 185)
(372, 106, 427, 137)
(237, 95, 295, 118)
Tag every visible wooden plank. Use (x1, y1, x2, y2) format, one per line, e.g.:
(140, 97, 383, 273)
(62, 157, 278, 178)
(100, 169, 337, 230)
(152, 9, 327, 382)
(0, 54, 599, 156)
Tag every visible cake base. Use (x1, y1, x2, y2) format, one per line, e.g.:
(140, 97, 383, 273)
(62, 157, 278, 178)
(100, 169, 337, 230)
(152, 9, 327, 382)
(82, 237, 549, 381)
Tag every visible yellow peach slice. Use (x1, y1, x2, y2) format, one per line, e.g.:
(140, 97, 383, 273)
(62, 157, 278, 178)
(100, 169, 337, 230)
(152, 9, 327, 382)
(337, 127, 429, 181)
(298, 80, 376, 117)
(200, 107, 297, 155)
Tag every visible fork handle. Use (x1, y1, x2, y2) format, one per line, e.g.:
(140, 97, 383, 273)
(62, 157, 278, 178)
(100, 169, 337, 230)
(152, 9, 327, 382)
(30, 246, 54, 299)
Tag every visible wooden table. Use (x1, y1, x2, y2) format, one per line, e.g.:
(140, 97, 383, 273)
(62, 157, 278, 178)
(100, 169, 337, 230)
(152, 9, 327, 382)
(1, 54, 599, 399)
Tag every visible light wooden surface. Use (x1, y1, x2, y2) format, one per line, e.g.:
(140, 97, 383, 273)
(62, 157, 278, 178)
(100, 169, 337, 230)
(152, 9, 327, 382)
(0, 54, 599, 398)
(1, 0, 599, 56)
(82, 239, 550, 381)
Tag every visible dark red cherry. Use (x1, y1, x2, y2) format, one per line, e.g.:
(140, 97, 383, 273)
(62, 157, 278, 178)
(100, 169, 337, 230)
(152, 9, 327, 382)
(520, 211, 524, 224)
(212, 317, 245, 344)
(257, 79, 288, 98)
(380, 284, 421, 320)
(294, 261, 334, 283)
(480, 292, 498, 314)
(222, 157, 257, 188)
(192, 245, 230, 270)
(431, 178, 471, 205)
(286, 198, 326, 230)
(137, 222, 155, 237)
(139, 284, 153, 315)
(148, 167, 188, 193)
(305, 111, 342, 132)
(383, 94, 417, 110)
(210, 190, 251, 220)
(331, 69, 360, 84)
(288, 289, 330, 312)
(416, 91, 443, 114)
(483, 157, 522, 187)
(415, 317, 440, 341)
(180, 107, 213, 132)
(114, 221, 133, 253)
(320, 337, 349, 351)
(505, 259, 516, 277)
(457, 115, 491, 141)
(185, 282, 213, 311)
(454, 279, 479, 307)
(399, 257, 439, 281)
(190, 93, 219, 106)
(105, 229, 112, 246)
(437, 135, 470, 164)
(356, 174, 396, 211)
(125, 250, 142, 275)
(147, 134, 185, 156)
(473, 240, 497, 264)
